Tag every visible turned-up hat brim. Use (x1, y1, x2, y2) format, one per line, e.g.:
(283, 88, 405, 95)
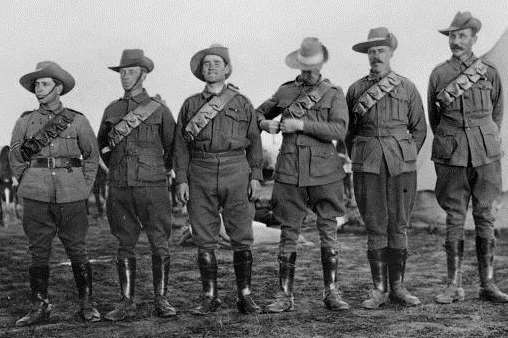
(109, 49, 154, 73)
(285, 45, 329, 70)
(20, 61, 75, 95)
(190, 45, 232, 82)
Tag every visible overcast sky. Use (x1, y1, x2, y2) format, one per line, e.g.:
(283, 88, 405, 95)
(2, 1, 508, 188)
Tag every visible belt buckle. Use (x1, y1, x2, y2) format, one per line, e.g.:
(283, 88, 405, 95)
(48, 157, 56, 169)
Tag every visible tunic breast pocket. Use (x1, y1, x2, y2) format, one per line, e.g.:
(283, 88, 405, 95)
(58, 127, 80, 155)
(224, 107, 249, 137)
(387, 89, 409, 122)
(472, 81, 493, 111)
(309, 101, 332, 122)
(138, 114, 162, 143)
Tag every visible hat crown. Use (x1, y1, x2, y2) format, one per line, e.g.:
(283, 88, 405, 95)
(300, 37, 323, 57)
(450, 11, 473, 28)
(120, 49, 145, 63)
(35, 61, 60, 71)
(367, 27, 391, 40)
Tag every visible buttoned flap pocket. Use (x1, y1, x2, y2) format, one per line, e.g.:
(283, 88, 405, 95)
(275, 145, 297, 176)
(432, 131, 457, 160)
(138, 112, 162, 143)
(309, 99, 333, 121)
(58, 125, 81, 155)
(396, 137, 417, 162)
(225, 107, 249, 136)
(388, 88, 409, 122)
(472, 80, 493, 111)
(137, 155, 167, 182)
(351, 139, 368, 164)
(310, 146, 339, 177)
(480, 123, 501, 157)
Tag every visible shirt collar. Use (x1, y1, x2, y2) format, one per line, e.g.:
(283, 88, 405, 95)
(366, 68, 392, 81)
(38, 102, 64, 115)
(450, 53, 477, 68)
(201, 84, 227, 99)
(295, 75, 323, 87)
(124, 88, 149, 103)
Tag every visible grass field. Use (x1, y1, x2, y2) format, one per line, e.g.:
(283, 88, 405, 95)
(0, 205, 507, 337)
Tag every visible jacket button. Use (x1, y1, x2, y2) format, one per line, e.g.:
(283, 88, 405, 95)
(51, 172, 56, 176)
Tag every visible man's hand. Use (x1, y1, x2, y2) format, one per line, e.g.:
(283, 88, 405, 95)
(248, 179, 261, 201)
(260, 120, 280, 134)
(280, 119, 304, 133)
(176, 183, 189, 204)
(12, 177, 19, 187)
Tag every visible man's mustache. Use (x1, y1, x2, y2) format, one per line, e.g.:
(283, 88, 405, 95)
(451, 44, 464, 50)
(370, 58, 383, 64)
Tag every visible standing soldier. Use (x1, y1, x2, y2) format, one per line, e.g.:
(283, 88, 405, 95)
(10, 61, 100, 326)
(347, 28, 427, 309)
(174, 44, 263, 315)
(98, 49, 177, 320)
(258, 37, 350, 312)
(428, 12, 508, 303)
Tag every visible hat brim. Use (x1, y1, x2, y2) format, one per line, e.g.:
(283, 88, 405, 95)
(108, 57, 154, 73)
(352, 38, 394, 54)
(285, 46, 329, 70)
(20, 68, 75, 95)
(190, 47, 232, 82)
(438, 18, 482, 36)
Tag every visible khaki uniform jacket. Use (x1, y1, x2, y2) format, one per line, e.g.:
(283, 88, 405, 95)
(346, 73, 427, 176)
(10, 106, 99, 203)
(173, 85, 263, 184)
(256, 77, 348, 187)
(97, 89, 176, 187)
(427, 55, 503, 167)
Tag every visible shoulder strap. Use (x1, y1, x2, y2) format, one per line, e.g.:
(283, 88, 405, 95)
(184, 87, 238, 140)
(285, 79, 333, 118)
(105, 99, 161, 151)
(436, 58, 488, 107)
(20, 109, 76, 161)
(353, 72, 403, 116)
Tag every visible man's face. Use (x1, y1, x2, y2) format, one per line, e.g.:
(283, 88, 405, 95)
(449, 28, 477, 59)
(300, 65, 322, 84)
(120, 66, 145, 91)
(202, 54, 229, 83)
(368, 46, 393, 74)
(34, 77, 61, 103)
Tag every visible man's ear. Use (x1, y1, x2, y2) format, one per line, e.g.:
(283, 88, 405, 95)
(55, 83, 63, 95)
(225, 64, 231, 76)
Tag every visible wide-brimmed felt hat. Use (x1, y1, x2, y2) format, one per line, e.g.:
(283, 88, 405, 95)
(19, 61, 75, 95)
(439, 11, 482, 36)
(352, 27, 398, 54)
(285, 37, 329, 70)
(109, 49, 154, 73)
(190, 44, 232, 82)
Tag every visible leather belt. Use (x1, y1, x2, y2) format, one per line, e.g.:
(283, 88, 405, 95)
(191, 149, 245, 159)
(30, 157, 82, 169)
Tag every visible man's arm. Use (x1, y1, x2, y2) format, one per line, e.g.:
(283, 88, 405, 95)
(407, 82, 427, 152)
(77, 116, 99, 189)
(490, 67, 503, 130)
(301, 87, 349, 142)
(245, 100, 263, 181)
(160, 106, 177, 171)
(345, 86, 356, 156)
(9, 116, 28, 180)
(427, 70, 440, 134)
(173, 101, 191, 185)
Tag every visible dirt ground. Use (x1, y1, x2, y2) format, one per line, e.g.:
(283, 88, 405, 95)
(1, 195, 508, 337)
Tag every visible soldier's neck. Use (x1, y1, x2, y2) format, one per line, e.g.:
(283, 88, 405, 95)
(455, 51, 474, 63)
(126, 86, 144, 98)
(370, 67, 391, 79)
(40, 99, 62, 112)
(205, 81, 226, 95)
